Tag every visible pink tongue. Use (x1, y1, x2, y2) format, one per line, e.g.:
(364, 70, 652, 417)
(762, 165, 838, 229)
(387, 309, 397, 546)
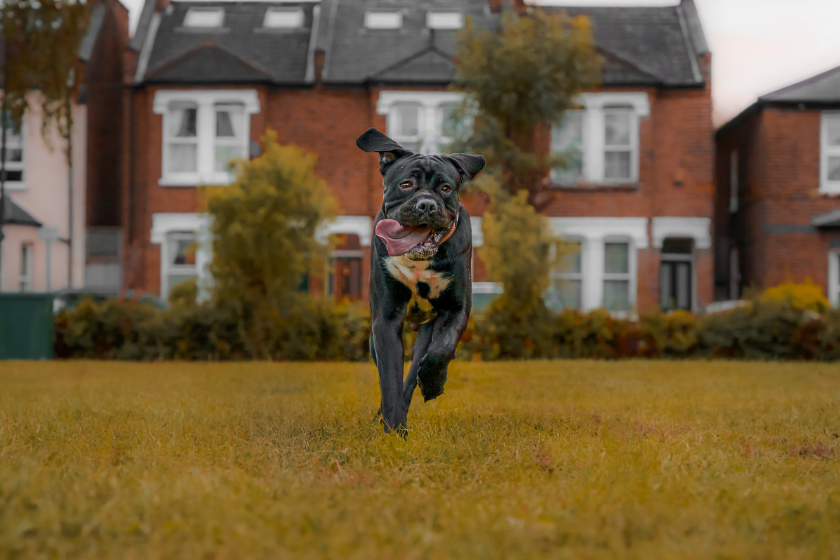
(375, 219, 432, 256)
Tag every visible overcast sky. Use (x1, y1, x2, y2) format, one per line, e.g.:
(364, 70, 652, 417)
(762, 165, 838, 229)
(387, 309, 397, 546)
(122, 0, 840, 126)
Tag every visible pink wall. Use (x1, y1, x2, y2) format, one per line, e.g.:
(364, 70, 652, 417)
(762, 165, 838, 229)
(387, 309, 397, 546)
(0, 93, 86, 292)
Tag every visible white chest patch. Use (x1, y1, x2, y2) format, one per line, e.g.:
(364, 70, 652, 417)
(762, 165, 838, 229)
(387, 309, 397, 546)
(384, 255, 451, 300)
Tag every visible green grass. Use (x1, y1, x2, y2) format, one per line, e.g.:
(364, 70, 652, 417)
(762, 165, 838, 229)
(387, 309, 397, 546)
(2, 360, 840, 559)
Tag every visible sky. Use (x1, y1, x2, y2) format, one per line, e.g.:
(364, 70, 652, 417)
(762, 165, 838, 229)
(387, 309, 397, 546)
(120, 0, 840, 126)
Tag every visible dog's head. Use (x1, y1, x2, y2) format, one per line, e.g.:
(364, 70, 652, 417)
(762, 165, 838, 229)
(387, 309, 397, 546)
(357, 128, 485, 260)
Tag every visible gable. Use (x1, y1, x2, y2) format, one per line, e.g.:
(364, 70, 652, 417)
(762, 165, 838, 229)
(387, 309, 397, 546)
(145, 42, 272, 84)
(369, 47, 456, 84)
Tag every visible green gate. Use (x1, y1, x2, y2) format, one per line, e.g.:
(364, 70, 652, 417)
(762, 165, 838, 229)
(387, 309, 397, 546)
(0, 293, 54, 360)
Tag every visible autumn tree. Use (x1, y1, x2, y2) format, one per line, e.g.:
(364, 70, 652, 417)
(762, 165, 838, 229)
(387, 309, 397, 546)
(205, 130, 336, 307)
(450, 7, 601, 354)
(0, 0, 90, 288)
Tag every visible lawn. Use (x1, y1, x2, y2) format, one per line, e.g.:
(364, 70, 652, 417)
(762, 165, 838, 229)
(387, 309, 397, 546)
(2, 360, 840, 559)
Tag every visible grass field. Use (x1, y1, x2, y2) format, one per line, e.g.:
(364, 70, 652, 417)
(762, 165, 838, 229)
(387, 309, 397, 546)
(2, 360, 840, 559)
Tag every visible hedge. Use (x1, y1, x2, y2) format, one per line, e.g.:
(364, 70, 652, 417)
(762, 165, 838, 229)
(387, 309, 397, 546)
(55, 292, 840, 362)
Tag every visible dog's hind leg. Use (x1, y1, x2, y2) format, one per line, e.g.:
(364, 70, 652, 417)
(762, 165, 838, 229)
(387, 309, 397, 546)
(403, 321, 434, 411)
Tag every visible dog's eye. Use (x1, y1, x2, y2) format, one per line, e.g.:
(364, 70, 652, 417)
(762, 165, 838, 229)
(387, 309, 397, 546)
(400, 181, 412, 190)
(441, 185, 452, 194)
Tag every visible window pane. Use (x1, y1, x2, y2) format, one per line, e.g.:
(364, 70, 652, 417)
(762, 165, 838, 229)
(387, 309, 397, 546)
(216, 106, 243, 138)
(662, 238, 693, 254)
(605, 112, 631, 146)
(2, 170, 22, 182)
(605, 151, 631, 181)
(558, 241, 581, 274)
(215, 146, 245, 172)
(167, 236, 196, 267)
(168, 274, 197, 292)
(829, 156, 840, 181)
(7, 148, 22, 162)
(827, 118, 840, 146)
(170, 106, 197, 138)
(552, 278, 582, 310)
(168, 144, 197, 173)
(603, 280, 630, 311)
(676, 262, 691, 309)
(390, 102, 420, 137)
(552, 112, 583, 186)
(264, 8, 303, 28)
(604, 242, 629, 274)
(660, 262, 672, 309)
(440, 102, 459, 139)
(184, 8, 224, 27)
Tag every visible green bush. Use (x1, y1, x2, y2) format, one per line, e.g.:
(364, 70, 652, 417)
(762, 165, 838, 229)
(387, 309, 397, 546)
(55, 284, 840, 362)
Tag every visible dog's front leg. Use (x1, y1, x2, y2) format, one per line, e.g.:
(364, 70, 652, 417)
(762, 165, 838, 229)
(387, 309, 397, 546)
(416, 309, 468, 402)
(371, 308, 408, 435)
(403, 321, 434, 411)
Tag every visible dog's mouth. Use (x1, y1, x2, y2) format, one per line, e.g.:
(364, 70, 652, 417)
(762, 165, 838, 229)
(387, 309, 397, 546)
(375, 219, 455, 260)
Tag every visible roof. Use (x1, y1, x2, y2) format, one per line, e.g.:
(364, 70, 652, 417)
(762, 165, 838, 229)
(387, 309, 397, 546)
(2, 198, 42, 228)
(547, 3, 704, 87)
(133, 0, 706, 88)
(79, 4, 106, 62)
(760, 64, 840, 104)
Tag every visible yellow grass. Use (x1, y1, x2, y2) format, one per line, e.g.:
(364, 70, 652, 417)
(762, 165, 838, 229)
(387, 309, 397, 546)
(2, 360, 840, 559)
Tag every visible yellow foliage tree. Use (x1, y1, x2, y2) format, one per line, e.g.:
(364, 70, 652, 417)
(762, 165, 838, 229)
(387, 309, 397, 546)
(205, 130, 336, 308)
(758, 280, 829, 313)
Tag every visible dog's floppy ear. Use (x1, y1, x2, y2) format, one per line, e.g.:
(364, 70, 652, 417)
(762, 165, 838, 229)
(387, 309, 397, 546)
(356, 128, 413, 176)
(443, 153, 486, 183)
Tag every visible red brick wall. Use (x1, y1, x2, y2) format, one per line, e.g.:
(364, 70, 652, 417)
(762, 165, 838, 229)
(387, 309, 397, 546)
(716, 106, 840, 297)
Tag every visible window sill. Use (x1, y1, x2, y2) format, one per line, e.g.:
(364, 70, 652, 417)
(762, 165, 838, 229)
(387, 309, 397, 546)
(159, 176, 233, 188)
(550, 181, 640, 192)
(2, 181, 27, 191)
(817, 186, 840, 197)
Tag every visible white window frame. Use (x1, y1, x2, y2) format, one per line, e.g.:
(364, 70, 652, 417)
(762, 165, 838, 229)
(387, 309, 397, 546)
(162, 231, 198, 298)
(829, 250, 840, 306)
(151, 213, 212, 298)
(1, 112, 25, 190)
(729, 150, 739, 213)
(821, 113, 840, 194)
(602, 238, 635, 314)
(365, 11, 402, 29)
(153, 90, 260, 187)
(550, 92, 649, 186)
(550, 217, 648, 315)
(263, 7, 304, 29)
(550, 237, 586, 310)
(377, 91, 465, 155)
(427, 11, 463, 30)
(19, 243, 33, 292)
(183, 8, 225, 28)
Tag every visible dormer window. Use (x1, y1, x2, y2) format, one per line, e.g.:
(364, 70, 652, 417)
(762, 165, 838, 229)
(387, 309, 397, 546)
(364, 11, 402, 30)
(264, 7, 304, 29)
(427, 11, 463, 30)
(183, 8, 224, 28)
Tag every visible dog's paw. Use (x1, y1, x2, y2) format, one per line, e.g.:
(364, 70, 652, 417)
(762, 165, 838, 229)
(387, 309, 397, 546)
(417, 356, 448, 402)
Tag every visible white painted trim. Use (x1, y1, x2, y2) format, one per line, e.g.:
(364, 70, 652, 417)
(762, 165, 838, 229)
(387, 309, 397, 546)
(135, 12, 161, 82)
(153, 89, 259, 187)
(322, 215, 372, 246)
(470, 216, 483, 247)
(581, 92, 650, 116)
(549, 217, 647, 311)
(472, 281, 502, 295)
(151, 213, 212, 299)
(651, 217, 711, 249)
(829, 250, 840, 306)
(550, 217, 649, 248)
(820, 112, 840, 194)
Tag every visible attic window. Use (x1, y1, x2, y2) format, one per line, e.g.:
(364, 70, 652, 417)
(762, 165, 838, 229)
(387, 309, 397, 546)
(264, 7, 304, 29)
(365, 11, 402, 30)
(183, 8, 224, 28)
(427, 11, 463, 30)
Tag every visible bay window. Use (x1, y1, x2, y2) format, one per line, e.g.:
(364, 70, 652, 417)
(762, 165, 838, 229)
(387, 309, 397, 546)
(603, 241, 631, 311)
(551, 92, 648, 186)
(378, 91, 467, 155)
(821, 113, 840, 193)
(154, 90, 260, 186)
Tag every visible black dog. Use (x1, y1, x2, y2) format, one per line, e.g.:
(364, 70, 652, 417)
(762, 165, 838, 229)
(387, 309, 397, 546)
(356, 128, 485, 434)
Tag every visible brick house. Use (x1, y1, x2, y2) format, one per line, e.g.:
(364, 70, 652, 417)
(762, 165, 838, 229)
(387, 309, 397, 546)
(715, 64, 840, 304)
(0, 0, 128, 293)
(123, 0, 714, 314)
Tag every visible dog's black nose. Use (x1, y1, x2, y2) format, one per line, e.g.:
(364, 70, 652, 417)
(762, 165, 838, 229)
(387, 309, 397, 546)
(415, 198, 438, 215)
